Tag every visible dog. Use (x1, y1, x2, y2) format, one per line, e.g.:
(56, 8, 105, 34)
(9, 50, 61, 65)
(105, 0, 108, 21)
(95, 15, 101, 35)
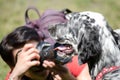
(48, 11, 120, 80)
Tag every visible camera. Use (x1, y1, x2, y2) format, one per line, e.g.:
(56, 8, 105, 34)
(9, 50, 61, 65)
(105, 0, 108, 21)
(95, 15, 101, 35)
(30, 41, 73, 71)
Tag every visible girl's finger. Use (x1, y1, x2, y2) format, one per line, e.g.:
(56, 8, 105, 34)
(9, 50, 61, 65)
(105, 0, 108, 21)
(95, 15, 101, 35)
(43, 60, 55, 68)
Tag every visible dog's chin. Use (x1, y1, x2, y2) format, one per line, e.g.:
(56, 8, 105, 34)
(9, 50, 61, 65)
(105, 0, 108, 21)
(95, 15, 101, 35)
(55, 42, 87, 65)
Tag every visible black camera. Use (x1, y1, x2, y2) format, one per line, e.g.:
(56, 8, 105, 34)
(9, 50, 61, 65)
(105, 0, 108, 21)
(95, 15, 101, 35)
(30, 41, 73, 71)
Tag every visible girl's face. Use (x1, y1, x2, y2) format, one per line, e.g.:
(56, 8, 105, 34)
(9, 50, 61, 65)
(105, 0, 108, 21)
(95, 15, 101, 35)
(12, 41, 49, 80)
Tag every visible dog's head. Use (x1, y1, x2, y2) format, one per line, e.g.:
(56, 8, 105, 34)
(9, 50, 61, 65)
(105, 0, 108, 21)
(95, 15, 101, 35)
(48, 11, 118, 66)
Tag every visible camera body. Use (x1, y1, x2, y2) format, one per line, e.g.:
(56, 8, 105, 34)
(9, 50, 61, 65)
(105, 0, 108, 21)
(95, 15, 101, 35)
(30, 41, 72, 71)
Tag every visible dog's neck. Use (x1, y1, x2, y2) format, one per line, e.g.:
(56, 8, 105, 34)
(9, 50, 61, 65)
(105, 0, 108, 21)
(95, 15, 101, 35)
(91, 27, 120, 78)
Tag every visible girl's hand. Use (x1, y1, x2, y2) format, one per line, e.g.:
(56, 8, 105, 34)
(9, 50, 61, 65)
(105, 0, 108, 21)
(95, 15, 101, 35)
(10, 43, 40, 80)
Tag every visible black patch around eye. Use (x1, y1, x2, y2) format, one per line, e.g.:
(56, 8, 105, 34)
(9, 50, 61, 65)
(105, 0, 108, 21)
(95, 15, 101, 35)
(48, 26, 57, 36)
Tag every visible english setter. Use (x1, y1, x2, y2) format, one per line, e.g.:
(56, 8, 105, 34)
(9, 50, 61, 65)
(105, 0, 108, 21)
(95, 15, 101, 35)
(48, 11, 120, 80)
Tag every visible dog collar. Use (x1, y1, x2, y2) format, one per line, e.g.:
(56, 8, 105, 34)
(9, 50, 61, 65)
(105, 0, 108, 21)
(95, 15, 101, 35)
(96, 66, 120, 80)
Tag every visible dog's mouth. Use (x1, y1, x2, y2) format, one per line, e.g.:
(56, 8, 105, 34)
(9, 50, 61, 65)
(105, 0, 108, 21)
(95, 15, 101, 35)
(54, 43, 75, 57)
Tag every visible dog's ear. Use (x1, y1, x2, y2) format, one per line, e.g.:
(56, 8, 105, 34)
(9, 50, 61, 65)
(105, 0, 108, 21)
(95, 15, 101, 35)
(106, 23, 120, 48)
(107, 24, 120, 45)
(78, 27, 102, 68)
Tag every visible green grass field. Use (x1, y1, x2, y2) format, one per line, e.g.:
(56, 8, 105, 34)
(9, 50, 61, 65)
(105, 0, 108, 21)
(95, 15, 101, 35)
(0, 0, 120, 79)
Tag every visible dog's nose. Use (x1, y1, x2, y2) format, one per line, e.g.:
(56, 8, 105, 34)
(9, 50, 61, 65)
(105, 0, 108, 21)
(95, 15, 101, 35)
(57, 37, 65, 42)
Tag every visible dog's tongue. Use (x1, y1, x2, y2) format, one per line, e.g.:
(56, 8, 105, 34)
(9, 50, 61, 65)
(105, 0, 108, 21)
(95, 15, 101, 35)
(55, 46, 67, 50)
(55, 46, 73, 55)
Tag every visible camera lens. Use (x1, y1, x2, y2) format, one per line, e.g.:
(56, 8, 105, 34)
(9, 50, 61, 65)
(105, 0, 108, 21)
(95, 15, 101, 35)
(36, 42, 55, 62)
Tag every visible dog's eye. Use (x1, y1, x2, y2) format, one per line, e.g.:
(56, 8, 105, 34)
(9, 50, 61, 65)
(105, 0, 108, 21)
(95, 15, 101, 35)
(48, 27, 56, 33)
(48, 26, 57, 38)
(48, 28, 52, 33)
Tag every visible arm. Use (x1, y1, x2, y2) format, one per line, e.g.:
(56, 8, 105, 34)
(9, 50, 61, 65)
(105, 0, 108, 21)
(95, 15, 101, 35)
(9, 43, 56, 80)
(8, 43, 65, 80)
(8, 43, 41, 80)
(49, 64, 76, 80)
(76, 63, 92, 80)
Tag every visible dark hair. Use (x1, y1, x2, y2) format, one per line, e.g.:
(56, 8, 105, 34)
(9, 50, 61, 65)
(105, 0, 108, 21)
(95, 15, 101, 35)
(0, 26, 41, 67)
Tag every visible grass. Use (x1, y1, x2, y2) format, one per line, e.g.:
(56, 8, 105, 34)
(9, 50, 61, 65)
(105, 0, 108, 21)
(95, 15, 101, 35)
(0, 57, 10, 80)
(0, 0, 120, 79)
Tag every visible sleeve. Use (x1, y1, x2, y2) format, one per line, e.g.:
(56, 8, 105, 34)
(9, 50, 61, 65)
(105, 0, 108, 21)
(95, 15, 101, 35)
(5, 71, 11, 80)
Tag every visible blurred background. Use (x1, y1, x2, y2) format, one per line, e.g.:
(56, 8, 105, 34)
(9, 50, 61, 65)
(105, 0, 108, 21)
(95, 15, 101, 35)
(0, 0, 120, 79)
